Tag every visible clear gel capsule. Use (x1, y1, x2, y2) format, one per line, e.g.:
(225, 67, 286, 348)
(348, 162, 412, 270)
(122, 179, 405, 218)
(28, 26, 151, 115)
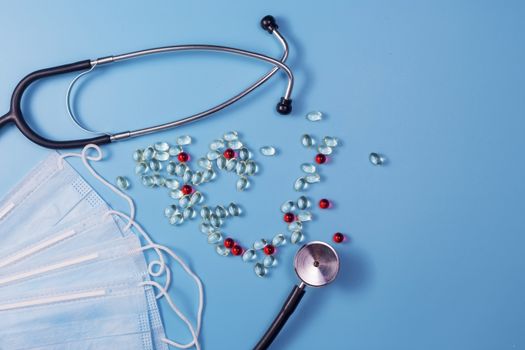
(165, 178, 179, 190)
(169, 145, 182, 156)
(238, 147, 250, 160)
(291, 230, 304, 244)
(216, 244, 230, 256)
(169, 213, 184, 225)
(263, 255, 276, 268)
(190, 191, 203, 206)
(306, 110, 323, 122)
(253, 239, 268, 250)
(154, 142, 170, 152)
(301, 134, 315, 147)
(369, 152, 384, 166)
(116, 176, 130, 190)
(200, 222, 212, 235)
(200, 206, 211, 220)
(215, 205, 228, 218)
(198, 158, 212, 170)
(228, 202, 242, 216)
(175, 163, 188, 176)
(179, 195, 190, 208)
(228, 140, 243, 150)
(209, 213, 222, 228)
(297, 211, 313, 222)
(223, 131, 238, 141)
(225, 158, 237, 172)
(260, 146, 276, 156)
(141, 175, 155, 188)
(164, 205, 179, 218)
(207, 232, 223, 244)
(209, 139, 225, 151)
(183, 207, 196, 220)
(305, 173, 321, 184)
(245, 160, 258, 176)
(242, 249, 256, 262)
(296, 196, 310, 210)
(202, 169, 216, 182)
(149, 159, 162, 172)
(153, 174, 166, 187)
(216, 156, 227, 170)
(301, 163, 316, 174)
(143, 146, 155, 160)
(191, 171, 203, 185)
(281, 200, 296, 213)
(294, 177, 308, 191)
(154, 151, 169, 162)
(236, 176, 250, 191)
(323, 136, 339, 147)
(135, 162, 148, 175)
(132, 149, 143, 162)
(177, 135, 192, 146)
(207, 150, 221, 161)
(235, 161, 247, 175)
(169, 189, 183, 199)
(183, 169, 193, 183)
(272, 233, 286, 247)
(318, 145, 333, 155)
(254, 263, 268, 277)
(288, 221, 303, 232)
(166, 161, 176, 175)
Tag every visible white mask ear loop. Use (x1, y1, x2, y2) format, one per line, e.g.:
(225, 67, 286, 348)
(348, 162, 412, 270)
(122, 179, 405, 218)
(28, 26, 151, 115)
(58, 144, 135, 232)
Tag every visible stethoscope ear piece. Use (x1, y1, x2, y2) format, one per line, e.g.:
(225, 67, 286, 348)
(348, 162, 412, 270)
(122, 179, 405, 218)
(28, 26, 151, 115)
(261, 15, 278, 34)
(276, 97, 292, 115)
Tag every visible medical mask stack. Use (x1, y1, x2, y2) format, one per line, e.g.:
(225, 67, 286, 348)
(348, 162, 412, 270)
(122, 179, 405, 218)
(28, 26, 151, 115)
(0, 147, 203, 350)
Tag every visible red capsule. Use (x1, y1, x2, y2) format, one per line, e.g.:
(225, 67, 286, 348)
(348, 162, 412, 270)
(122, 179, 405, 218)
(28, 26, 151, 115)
(231, 244, 243, 256)
(181, 184, 193, 195)
(223, 148, 235, 159)
(178, 152, 189, 162)
(315, 153, 327, 164)
(224, 238, 235, 249)
(263, 245, 275, 255)
(319, 199, 330, 209)
(283, 212, 295, 223)
(333, 232, 344, 243)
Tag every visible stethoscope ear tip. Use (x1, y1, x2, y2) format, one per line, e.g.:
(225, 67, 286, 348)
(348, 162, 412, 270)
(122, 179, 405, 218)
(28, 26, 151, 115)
(261, 15, 278, 34)
(276, 97, 292, 115)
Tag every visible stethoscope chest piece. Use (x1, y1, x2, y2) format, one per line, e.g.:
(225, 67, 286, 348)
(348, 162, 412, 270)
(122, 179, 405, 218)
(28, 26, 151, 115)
(294, 241, 339, 287)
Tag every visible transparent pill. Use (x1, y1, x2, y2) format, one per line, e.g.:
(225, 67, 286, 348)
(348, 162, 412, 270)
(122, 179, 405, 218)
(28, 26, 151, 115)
(225, 158, 237, 172)
(228, 202, 242, 216)
(207, 150, 221, 161)
(141, 175, 155, 188)
(297, 196, 310, 210)
(169, 145, 182, 156)
(183, 207, 196, 220)
(200, 222, 212, 235)
(190, 191, 204, 206)
(198, 157, 212, 170)
(260, 146, 276, 156)
(253, 239, 268, 250)
(149, 159, 162, 172)
(291, 230, 304, 244)
(272, 233, 286, 247)
(191, 171, 203, 185)
(153, 175, 166, 187)
(281, 200, 296, 213)
(135, 162, 148, 175)
(288, 221, 303, 232)
(183, 169, 193, 183)
(176, 135, 192, 146)
(297, 211, 313, 222)
(318, 145, 333, 155)
(238, 147, 250, 160)
(306, 110, 323, 122)
(154, 142, 170, 152)
(369, 152, 385, 166)
(301, 134, 315, 148)
(236, 176, 250, 191)
(143, 146, 155, 160)
(179, 195, 190, 208)
(202, 169, 216, 182)
(215, 205, 228, 218)
(323, 136, 339, 147)
(207, 231, 223, 244)
(132, 149, 143, 162)
(154, 151, 170, 161)
(216, 156, 227, 170)
(216, 244, 230, 256)
(116, 176, 130, 190)
(223, 131, 238, 141)
(235, 161, 247, 175)
(293, 177, 308, 191)
(164, 205, 179, 218)
(200, 206, 211, 220)
(169, 189, 183, 199)
(263, 255, 276, 268)
(301, 163, 316, 174)
(173, 163, 186, 176)
(166, 161, 176, 175)
(254, 263, 268, 277)
(242, 249, 257, 262)
(305, 173, 321, 184)
(209, 139, 225, 151)
(209, 213, 222, 228)
(164, 178, 179, 190)
(169, 213, 184, 225)
(228, 140, 243, 150)
(245, 160, 258, 176)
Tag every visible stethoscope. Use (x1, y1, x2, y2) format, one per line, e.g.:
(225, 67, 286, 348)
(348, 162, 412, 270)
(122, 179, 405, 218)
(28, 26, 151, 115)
(254, 241, 340, 350)
(0, 15, 294, 149)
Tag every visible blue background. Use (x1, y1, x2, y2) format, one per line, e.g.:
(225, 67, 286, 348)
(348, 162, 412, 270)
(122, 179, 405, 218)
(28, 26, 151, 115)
(1, 1, 525, 349)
